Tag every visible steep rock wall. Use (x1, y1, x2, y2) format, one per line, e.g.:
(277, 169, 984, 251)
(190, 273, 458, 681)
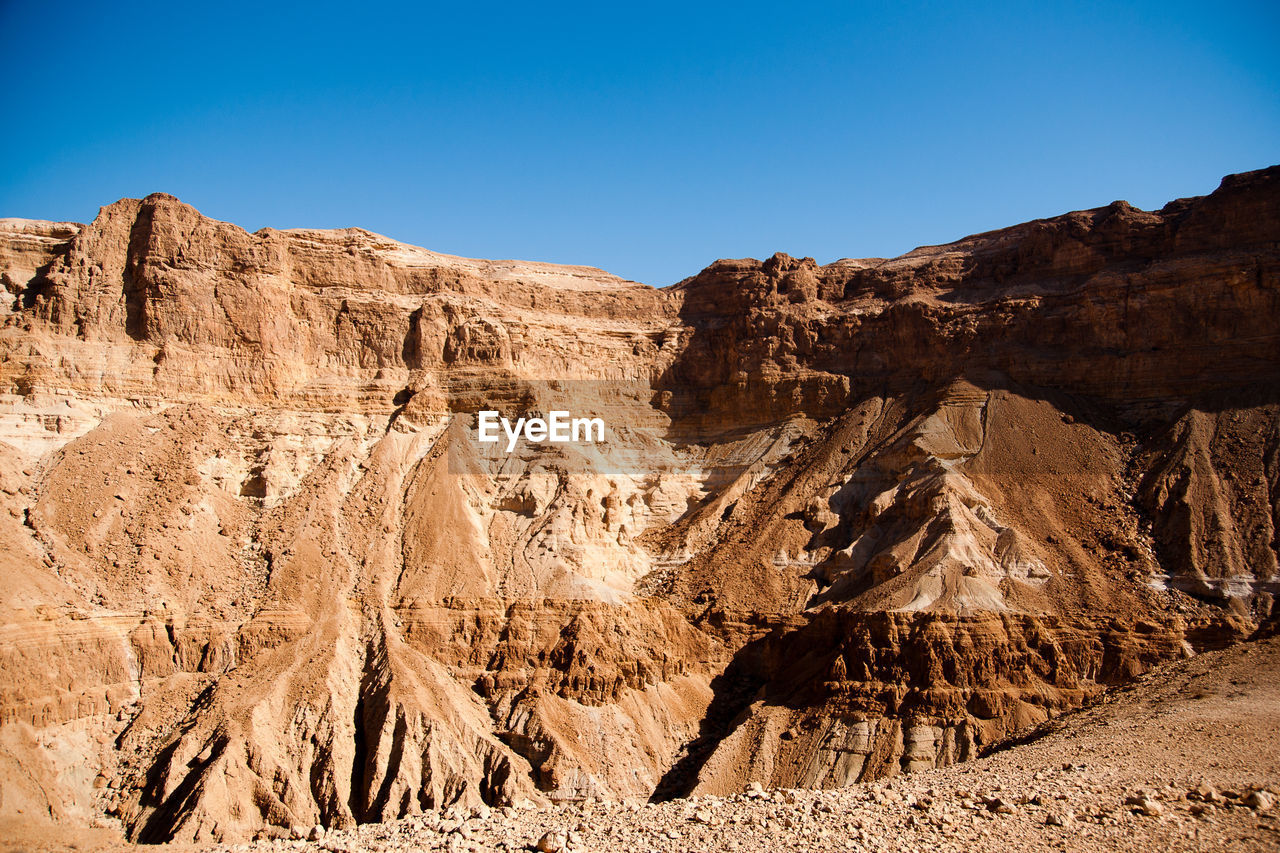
(0, 167, 1276, 841)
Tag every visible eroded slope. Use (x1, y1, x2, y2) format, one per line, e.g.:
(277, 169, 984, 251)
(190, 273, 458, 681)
(0, 167, 1277, 842)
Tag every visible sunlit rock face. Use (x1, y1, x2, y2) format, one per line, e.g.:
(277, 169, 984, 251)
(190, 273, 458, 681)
(0, 166, 1277, 841)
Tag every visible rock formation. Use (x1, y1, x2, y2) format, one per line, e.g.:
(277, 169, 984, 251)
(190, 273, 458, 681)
(0, 166, 1276, 842)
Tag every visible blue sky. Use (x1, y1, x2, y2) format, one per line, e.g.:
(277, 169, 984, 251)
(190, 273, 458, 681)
(2, 1, 1277, 285)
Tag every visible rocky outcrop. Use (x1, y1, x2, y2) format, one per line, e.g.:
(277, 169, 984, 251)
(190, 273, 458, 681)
(0, 167, 1277, 842)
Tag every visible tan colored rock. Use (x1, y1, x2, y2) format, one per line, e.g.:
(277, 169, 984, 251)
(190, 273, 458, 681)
(1243, 789, 1274, 811)
(535, 829, 566, 852)
(0, 166, 1277, 844)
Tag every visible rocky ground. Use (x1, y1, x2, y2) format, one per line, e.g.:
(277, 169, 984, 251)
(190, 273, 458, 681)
(6, 634, 1277, 853)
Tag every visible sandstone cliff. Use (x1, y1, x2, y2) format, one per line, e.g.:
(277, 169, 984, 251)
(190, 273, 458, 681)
(0, 167, 1276, 842)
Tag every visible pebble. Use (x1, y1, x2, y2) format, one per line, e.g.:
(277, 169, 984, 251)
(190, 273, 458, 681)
(535, 830, 565, 852)
(1243, 790, 1274, 811)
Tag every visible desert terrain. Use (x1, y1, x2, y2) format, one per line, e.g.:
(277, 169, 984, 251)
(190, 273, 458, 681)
(0, 165, 1277, 849)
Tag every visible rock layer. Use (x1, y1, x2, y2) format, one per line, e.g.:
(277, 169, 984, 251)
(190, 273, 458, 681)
(0, 167, 1277, 842)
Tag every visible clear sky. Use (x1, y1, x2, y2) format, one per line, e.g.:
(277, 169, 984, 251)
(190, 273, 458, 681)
(2, 1, 1277, 285)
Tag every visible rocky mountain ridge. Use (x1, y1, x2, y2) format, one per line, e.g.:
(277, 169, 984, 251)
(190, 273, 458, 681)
(0, 166, 1276, 843)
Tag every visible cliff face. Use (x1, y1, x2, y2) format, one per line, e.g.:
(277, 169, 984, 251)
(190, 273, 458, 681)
(0, 167, 1276, 842)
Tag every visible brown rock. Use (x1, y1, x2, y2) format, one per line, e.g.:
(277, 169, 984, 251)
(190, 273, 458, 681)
(1243, 790, 1275, 811)
(535, 830, 566, 852)
(0, 166, 1277, 843)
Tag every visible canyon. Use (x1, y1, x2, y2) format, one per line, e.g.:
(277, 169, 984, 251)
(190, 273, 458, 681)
(0, 165, 1277, 844)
